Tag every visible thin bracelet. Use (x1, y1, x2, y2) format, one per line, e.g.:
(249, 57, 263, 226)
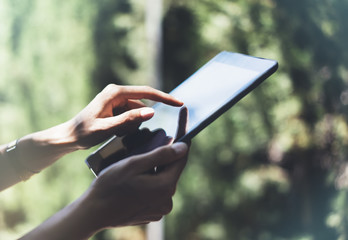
(6, 139, 39, 181)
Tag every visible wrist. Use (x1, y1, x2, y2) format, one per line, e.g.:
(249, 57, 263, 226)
(43, 120, 81, 151)
(5, 139, 40, 182)
(65, 192, 105, 239)
(17, 121, 80, 171)
(77, 191, 106, 233)
(21, 192, 103, 240)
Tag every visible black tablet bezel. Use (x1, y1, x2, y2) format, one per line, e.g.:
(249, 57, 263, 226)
(154, 51, 278, 143)
(85, 51, 278, 176)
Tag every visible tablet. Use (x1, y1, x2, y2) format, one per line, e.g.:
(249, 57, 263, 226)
(85, 51, 278, 176)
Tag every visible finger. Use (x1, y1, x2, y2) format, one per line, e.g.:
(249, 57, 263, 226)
(135, 152, 187, 197)
(127, 142, 188, 174)
(106, 85, 183, 107)
(157, 152, 188, 186)
(101, 107, 155, 135)
(175, 106, 188, 141)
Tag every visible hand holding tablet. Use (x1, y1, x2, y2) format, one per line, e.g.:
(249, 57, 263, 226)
(86, 51, 278, 176)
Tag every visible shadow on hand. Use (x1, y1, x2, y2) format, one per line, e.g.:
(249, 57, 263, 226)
(98, 106, 188, 175)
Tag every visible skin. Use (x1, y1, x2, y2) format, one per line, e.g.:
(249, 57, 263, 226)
(0, 84, 189, 239)
(20, 143, 189, 240)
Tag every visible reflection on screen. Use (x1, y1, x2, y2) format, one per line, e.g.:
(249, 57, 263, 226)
(141, 61, 260, 139)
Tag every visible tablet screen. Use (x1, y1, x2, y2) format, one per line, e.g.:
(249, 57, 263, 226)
(86, 51, 278, 176)
(141, 52, 275, 141)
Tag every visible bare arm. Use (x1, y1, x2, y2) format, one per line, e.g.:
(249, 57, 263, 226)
(0, 121, 78, 190)
(0, 84, 183, 191)
(20, 142, 189, 240)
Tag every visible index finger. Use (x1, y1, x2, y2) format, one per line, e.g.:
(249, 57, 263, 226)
(106, 85, 183, 107)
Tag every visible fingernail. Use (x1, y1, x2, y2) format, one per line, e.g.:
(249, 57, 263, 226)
(140, 108, 155, 118)
(171, 142, 188, 155)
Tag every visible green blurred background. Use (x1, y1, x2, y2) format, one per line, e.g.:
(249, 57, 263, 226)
(1, 0, 348, 239)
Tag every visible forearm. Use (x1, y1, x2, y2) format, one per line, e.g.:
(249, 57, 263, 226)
(20, 192, 101, 240)
(18, 120, 79, 170)
(19, 142, 189, 239)
(0, 119, 79, 191)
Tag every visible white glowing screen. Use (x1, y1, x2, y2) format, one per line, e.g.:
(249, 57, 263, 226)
(142, 60, 263, 139)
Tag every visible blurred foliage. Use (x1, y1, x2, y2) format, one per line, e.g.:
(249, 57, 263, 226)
(1, 0, 348, 240)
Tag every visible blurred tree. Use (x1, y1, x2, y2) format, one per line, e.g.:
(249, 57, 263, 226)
(162, 3, 205, 92)
(0, 0, 97, 238)
(91, 0, 135, 91)
(1, 0, 348, 239)
(161, 0, 348, 239)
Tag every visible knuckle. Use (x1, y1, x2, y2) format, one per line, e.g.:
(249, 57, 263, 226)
(168, 185, 177, 197)
(124, 110, 140, 122)
(114, 115, 127, 127)
(158, 181, 176, 198)
(158, 145, 174, 158)
(104, 84, 116, 92)
(140, 85, 151, 91)
(125, 157, 138, 170)
(149, 148, 167, 162)
(104, 84, 121, 96)
(160, 199, 173, 215)
(141, 85, 156, 94)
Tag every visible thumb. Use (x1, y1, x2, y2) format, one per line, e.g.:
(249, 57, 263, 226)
(101, 107, 155, 134)
(129, 142, 189, 174)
